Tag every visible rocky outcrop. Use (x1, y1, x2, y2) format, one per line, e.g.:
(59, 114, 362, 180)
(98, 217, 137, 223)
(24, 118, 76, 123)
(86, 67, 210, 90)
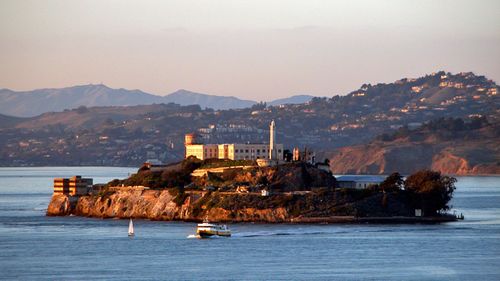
(47, 189, 293, 222)
(45, 161, 461, 223)
(45, 162, 348, 222)
(46, 193, 77, 216)
(46, 186, 420, 222)
(223, 163, 336, 192)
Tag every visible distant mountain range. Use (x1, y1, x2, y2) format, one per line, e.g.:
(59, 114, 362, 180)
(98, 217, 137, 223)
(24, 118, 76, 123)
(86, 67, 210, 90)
(0, 85, 316, 117)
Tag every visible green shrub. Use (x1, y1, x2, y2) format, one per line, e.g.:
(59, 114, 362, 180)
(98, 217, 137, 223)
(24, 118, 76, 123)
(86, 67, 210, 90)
(106, 179, 121, 187)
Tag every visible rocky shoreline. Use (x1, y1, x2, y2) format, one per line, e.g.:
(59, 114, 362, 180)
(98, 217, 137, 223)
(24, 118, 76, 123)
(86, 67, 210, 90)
(46, 160, 460, 224)
(46, 188, 458, 224)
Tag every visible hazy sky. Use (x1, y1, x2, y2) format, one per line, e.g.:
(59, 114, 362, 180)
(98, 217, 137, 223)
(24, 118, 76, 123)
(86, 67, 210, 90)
(0, 0, 499, 101)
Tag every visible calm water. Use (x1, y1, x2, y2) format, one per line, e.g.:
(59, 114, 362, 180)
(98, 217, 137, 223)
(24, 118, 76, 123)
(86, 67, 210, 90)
(0, 167, 499, 281)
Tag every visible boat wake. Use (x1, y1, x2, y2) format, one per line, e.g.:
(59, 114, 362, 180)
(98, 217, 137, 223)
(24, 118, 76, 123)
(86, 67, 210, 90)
(228, 228, 394, 238)
(187, 226, 474, 239)
(186, 234, 224, 239)
(231, 230, 331, 238)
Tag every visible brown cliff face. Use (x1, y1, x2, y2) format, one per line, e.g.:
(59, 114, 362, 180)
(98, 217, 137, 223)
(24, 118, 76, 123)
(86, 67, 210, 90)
(431, 151, 471, 175)
(329, 138, 499, 175)
(45, 162, 347, 222)
(46, 194, 75, 216)
(46, 187, 417, 222)
(72, 190, 184, 220)
(329, 142, 437, 175)
(47, 190, 289, 222)
(47, 189, 293, 222)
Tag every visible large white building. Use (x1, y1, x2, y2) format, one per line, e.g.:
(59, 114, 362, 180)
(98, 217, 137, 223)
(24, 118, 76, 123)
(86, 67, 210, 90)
(185, 120, 283, 161)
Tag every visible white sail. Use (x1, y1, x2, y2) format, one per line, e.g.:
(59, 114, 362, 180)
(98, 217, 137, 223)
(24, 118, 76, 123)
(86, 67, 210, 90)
(128, 218, 134, 236)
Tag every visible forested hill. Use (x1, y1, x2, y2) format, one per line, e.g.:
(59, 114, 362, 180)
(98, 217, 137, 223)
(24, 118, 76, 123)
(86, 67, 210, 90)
(0, 71, 498, 168)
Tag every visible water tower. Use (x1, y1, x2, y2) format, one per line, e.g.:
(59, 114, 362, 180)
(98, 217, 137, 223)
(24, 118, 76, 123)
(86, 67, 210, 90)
(184, 133, 198, 145)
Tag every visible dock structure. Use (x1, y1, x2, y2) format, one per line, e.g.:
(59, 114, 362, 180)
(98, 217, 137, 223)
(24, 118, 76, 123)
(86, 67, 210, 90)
(53, 176, 93, 196)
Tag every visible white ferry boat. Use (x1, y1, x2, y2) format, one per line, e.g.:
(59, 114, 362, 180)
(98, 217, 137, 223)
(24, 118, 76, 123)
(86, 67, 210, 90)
(196, 220, 231, 238)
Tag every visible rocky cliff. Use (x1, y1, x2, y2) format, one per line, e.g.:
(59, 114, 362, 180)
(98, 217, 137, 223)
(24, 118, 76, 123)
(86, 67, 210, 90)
(329, 141, 499, 175)
(46, 160, 460, 222)
(46, 190, 286, 221)
(329, 118, 499, 175)
(46, 186, 419, 222)
(47, 162, 351, 222)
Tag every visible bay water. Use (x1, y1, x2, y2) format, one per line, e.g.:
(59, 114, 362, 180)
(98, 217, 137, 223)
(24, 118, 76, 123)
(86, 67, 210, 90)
(0, 167, 499, 280)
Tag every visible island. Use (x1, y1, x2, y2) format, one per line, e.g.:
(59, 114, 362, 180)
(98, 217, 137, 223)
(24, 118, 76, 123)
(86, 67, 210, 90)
(47, 157, 459, 223)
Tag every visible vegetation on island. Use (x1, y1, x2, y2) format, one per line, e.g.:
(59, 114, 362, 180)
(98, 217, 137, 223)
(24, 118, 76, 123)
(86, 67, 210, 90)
(374, 170, 457, 215)
(404, 170, 456, 215)
(108, 156, 334, 191)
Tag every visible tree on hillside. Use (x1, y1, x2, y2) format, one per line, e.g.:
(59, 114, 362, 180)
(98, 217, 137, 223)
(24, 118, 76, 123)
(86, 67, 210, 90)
(404, 170, 456, 216)
(75, 105, 89, 114)
(380, 172, 404, 192)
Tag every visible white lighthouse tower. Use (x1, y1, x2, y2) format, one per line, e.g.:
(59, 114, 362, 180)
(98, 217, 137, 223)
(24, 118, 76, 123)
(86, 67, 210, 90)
(269, 120, 276, 160)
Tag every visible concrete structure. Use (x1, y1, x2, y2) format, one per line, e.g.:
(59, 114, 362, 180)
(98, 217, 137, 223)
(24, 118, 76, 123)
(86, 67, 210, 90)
(292, 147, 300, 161)
(415, 209, 423, 217)
(184, 133, 197, 146)
(191, 165, 254, 177)
(336, 175, 384, 189)
(292, 147, 316, 164)
(185, 120, 283, 161)
(53, 176, 93, 195)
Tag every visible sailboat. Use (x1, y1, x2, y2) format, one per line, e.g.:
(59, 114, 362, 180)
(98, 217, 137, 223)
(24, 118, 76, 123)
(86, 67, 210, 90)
(128, 218, 135, 237)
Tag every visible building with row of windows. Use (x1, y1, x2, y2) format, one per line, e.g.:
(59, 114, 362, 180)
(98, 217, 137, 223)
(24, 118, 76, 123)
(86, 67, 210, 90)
(185, 120, 283, 161)
(53, 175, 93, 196)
